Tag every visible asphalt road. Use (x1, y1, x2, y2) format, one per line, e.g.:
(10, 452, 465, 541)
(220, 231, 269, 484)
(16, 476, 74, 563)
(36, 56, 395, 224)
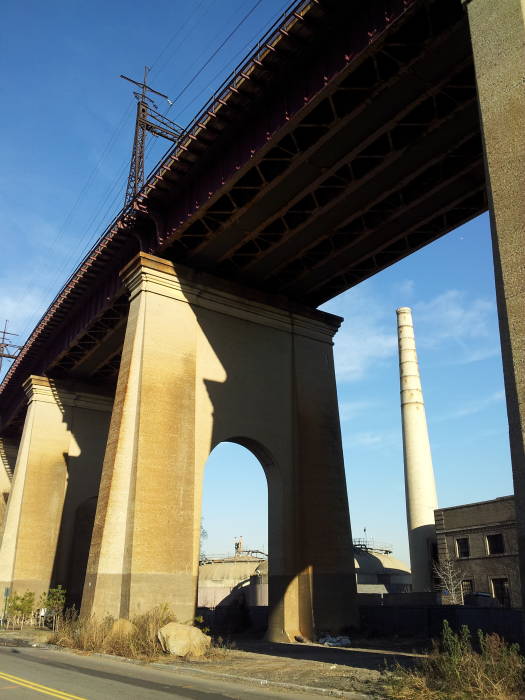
(0, 646, 325, 699)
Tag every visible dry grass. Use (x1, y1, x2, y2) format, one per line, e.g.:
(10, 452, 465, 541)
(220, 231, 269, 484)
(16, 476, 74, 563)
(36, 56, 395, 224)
(49, 605, 177, 660)
(382, 621, 525, 700)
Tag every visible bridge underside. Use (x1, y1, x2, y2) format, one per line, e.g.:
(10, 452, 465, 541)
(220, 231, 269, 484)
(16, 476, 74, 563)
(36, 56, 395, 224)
(1, 0, 486, 431)
(154, 1, 485, 306)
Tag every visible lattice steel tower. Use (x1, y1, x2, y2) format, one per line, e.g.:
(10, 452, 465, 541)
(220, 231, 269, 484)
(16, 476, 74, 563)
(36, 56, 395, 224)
(121, 67, 185, 207)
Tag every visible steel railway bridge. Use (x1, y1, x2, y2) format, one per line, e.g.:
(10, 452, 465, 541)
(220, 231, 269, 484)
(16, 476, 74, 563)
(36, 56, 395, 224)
(1, 0, 486, 432)
(0, 0, 523, 639)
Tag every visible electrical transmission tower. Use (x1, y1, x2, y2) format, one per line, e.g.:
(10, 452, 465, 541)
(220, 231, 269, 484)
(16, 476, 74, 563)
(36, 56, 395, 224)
(121, 67, 185, 207)
(0, 321, 22, 376)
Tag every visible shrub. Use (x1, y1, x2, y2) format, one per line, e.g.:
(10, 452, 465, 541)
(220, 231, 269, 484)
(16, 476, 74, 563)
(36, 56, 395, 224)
(38, 585, 67, 631)
(49, 604, 177, 660)
(5, 590, 35, 628)
(383, 620, 525, 700)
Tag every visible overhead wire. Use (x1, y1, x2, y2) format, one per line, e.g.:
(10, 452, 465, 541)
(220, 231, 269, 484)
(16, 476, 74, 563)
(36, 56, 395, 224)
(18, 104, 134, 339)
(177, 2, 289, 117)
(56, 1, 222, 279)
(145, 0, 270, 175)
(150, 0, 211, 79)
(68, 0, 270, 274)
(20, 0, 278, 339)
(18, 4, 210, 338)
(34, 160, 130, 309)
(168, 0, 263, 106)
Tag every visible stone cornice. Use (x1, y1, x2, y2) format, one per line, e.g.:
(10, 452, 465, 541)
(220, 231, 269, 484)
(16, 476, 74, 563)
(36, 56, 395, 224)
(22, 376, 114, 412)
(437, 521, 517, 535)
(121, 253, 342, 343)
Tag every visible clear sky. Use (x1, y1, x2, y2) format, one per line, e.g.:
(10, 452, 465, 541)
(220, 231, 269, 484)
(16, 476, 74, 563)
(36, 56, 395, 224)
(1, 1, 513, 566)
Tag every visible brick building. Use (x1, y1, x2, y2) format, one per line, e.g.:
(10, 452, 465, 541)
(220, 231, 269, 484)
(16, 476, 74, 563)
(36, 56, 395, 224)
(434, 496, 520, 608)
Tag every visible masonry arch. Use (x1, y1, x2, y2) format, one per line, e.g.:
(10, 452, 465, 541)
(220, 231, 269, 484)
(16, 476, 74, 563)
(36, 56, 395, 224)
(199, 438, 278, 635)
(77, 257, 356, 639)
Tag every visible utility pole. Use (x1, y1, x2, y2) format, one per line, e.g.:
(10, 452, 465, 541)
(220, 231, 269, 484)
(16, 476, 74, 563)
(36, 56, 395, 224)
(0, 321, 22, 377)
(121, 67, 185, 207)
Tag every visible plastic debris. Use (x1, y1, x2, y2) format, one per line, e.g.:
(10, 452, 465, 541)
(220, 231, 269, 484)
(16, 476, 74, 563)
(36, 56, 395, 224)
(318, 635, 352, 647)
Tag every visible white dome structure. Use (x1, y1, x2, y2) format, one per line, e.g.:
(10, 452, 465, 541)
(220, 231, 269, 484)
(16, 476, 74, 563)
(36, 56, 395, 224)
(353, 543, 411, 594)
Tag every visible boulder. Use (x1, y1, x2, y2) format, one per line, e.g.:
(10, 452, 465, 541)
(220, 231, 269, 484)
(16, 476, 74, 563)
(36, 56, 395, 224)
(157, 622, 211, 657)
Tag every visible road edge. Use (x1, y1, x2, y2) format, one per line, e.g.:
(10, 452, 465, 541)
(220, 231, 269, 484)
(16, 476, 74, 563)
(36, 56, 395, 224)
(0, 634, 384, 699)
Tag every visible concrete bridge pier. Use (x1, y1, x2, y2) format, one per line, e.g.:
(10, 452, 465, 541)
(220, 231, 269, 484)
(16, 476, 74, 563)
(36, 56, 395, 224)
(0, 377, 112, 603)
(81, 253, 357, 641)
(466, 0, 525, 609)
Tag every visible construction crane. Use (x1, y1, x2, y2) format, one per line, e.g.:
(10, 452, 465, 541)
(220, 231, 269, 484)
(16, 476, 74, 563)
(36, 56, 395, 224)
(0, 321, 22, 377)
(121, 66, 185, 208)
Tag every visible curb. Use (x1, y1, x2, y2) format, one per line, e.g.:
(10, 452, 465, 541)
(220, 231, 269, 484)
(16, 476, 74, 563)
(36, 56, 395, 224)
(150, 662, 376, 699)
(0, 635, 383, 699)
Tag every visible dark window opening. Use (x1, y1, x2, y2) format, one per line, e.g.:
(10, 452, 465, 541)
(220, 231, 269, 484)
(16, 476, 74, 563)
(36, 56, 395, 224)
(491, 578, 510, 607)
(461, 579, 473, 596)
(486, 533, 505, 555)
(456, 537, 470, 558)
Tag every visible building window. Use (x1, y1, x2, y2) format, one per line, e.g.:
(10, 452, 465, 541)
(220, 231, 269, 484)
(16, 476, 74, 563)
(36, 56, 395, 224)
(461, 580, 474, 596)
(491, 578, 510, 607)
(456, 537, 470, 558)
(486, 533, 505, 555)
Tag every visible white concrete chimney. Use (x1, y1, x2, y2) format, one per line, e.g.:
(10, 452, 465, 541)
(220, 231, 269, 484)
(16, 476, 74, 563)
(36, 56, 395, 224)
(396, 307, 438, 592)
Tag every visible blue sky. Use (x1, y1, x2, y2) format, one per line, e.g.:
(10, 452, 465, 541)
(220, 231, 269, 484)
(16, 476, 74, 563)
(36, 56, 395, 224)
(1, 1, 513, 565)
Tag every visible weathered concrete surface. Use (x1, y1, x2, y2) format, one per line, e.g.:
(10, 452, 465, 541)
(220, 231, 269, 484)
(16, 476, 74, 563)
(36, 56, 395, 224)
(466, 0, 525, 612)
(396, 307, 437, 592)
(82, 253, 357, 642)
(0, 438, 16, 535)
(0, 377, 112, 600)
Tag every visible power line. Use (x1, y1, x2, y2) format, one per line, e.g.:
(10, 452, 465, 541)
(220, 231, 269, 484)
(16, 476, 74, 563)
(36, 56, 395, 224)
(19, 9, 218, 338)
(18, 101, 135, 337)
(177, 2, 288, 117)
(150, 0, 211, 78)
(170, 0, 263, 105)
(19, 0, 272, 340)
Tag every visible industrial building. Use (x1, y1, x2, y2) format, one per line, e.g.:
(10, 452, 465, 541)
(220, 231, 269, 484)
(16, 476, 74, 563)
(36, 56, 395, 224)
(197, 540, 412, 621)
(434, 495, 520, 608)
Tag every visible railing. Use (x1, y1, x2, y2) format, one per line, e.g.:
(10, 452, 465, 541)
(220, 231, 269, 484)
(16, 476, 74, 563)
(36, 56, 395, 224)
(200, 550, 268, 563)
(353, 538, 393, 554)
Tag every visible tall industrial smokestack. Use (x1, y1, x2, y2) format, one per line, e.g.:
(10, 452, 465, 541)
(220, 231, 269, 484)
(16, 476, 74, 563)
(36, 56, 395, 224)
(396, 307, 438, 592)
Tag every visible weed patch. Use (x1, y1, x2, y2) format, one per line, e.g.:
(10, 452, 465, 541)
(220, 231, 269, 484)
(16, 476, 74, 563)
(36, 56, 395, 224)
(383, 620, 525, 700)
(49, 605, 177, 660)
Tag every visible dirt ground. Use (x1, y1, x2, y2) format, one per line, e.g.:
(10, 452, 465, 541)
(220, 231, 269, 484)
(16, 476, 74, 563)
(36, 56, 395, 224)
(0, 627, 51, 645)
(158, 637, 426, 696)
(0, 628, 425, 697)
